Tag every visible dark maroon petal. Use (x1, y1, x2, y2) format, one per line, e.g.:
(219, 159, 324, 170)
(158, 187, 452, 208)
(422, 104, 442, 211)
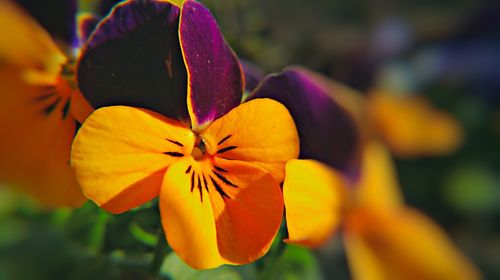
(241, 59, 265, 92)
(249, 67, 361, 177)
(77, 1, 189, 121)
(180, 0, 243, 128)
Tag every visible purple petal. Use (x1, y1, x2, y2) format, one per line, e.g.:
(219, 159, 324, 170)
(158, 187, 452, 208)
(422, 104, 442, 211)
(77, 1, 189, 121)
(249, 67, 361, 176)
(180, 0, 243, 128)
(241, 59, 265, 92)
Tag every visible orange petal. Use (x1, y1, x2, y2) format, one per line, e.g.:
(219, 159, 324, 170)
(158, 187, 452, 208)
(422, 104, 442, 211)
(283, 159, 346, 248)
(208, 158, 283, 264)
(354, 141, 403, 210)
(0, 67, 85, 207)
(368, 91, 463, 158)
(3, 113, 85, 207)
(70, 89, 94, 124)
(71, 106, 194, 214)
(345, 207, 481, 280)
(0, 1, 65, 79)
(201, 98, 299, 182)
(160, 157, 223, 269)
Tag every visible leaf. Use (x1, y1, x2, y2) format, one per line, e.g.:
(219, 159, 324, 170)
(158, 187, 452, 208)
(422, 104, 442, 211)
(129, 223, 157, 247)
(443, 165, 500, 214)
(160, 252, 242, 280)
(264, 245, 323, 280)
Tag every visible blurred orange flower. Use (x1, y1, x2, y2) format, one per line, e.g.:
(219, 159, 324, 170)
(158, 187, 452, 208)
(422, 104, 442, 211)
(284, 142, 480, 280)
(0, 1, 92, 207)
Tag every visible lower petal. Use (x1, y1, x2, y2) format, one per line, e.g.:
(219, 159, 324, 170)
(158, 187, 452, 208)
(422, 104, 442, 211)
(283, 159, 346, 248)
(160, 158, 223, 269)
(345, 207, 481, 280)
(209, 158, 283, 264)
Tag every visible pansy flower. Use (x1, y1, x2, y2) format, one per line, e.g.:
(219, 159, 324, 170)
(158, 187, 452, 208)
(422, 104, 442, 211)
(0, 0, 92, 207)
(71, 0, 299, 269)
(252, 68, 479, 279)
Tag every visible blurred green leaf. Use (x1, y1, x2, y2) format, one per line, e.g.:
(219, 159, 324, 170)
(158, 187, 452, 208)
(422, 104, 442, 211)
(261, 245, 322, 280)
(444, 164, 500, 214)
(160, 252, 242, 280)
(129, 223, 158, 247)
(0, 220, 26, 248)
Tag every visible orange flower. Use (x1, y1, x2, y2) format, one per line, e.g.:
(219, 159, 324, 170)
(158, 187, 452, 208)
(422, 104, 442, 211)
(72, 99, 299, 269)
(283, 142, 480, 280)
(0, 1, 92, 207)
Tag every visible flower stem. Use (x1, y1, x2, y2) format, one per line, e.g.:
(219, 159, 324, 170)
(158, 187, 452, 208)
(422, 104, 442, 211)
(150, 230, 170, 276)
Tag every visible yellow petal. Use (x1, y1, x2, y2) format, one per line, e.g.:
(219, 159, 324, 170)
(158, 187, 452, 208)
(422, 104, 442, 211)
(208, 158, 283, 264)
(0, 1, 65, 77)
(368, 91, 463, 157)
(354, 141, 403, 209)
(283, 159, 346, 248)
(201, 98, 299, 182)
(345, 207, 481, 280)
(71, 106, 194, 214)
(160, 157, 223, 269)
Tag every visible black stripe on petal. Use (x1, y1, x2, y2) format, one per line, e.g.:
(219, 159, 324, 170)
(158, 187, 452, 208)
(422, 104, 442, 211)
(217, 134, 232, 145)
(217, 146, 237, 154)
(197, 174, 203, 202)
(214, 165, 228, 173)
(166, 138, 184, 147)
(190, 171, 195, 192)
(209, 175, 230, 199)
(213, 171, 238, 188)
(202, 174, 209, 192)
(62, 99, 71, 119)
(43, 97, 62, 115)
(163, 151, 184, 157)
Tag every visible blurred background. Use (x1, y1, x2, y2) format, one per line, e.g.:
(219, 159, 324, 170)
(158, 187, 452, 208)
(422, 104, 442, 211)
(1, 0, 499, 279)
(208, 0, 500, 277)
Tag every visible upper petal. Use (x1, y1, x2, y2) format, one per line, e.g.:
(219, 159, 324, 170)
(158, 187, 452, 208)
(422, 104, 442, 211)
(0, 1, 66, 77)
(368, 90, 463, 158)
(345, 207, 481, 280)
(240, 59, 265, 93)
(249, 67, 361, 177)
(201, 98, 299, 183)
(283, 159, 346, 248)
(208, 158, 283, 264)
(180, 0, 244, 129)
(77, 1, 189, 121)
(71, 106, 194, 214)
(160, 157, 223, 269)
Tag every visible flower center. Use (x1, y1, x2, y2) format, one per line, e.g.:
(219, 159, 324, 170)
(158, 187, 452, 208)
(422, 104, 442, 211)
(191, 135, 208, 161)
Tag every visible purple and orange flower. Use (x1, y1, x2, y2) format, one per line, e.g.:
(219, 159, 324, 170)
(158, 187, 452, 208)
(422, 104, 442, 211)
(72, 0, 299, 269)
